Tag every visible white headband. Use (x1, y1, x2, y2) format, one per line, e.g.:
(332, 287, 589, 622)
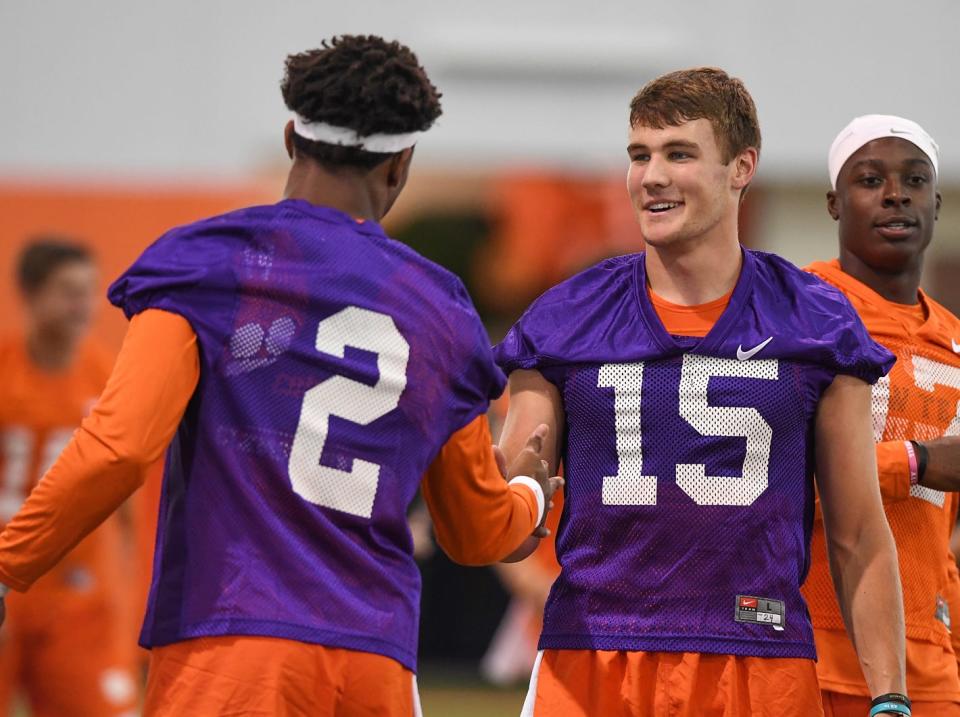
(292, 114, 425, 153)
(828, 114, 939, 189)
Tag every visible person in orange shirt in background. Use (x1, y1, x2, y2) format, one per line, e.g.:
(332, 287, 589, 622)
(802, 115, 960, 717)
(0, 240, 139, 717)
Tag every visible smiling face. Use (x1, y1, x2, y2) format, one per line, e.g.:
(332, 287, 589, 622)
(829, 137, 941, 273)
(626, 118, 756, 250)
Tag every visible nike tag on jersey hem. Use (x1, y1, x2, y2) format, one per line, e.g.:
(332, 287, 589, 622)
(952, 338, 960, 353)
(736, 336, 773, 361)
(735, 595, 785, 631)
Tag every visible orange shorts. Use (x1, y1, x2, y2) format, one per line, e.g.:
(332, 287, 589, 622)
(522, 649, 822, 717)
(0, 583, 140, 717)
(144, 635, 421, 717)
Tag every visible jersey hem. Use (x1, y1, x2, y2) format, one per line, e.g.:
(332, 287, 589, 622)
(140, 618, 417, 672)
(538, 632, 816, 659)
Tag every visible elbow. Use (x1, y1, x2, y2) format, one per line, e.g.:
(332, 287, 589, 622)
(107, 444, 155, 472)
(827, 515, 896, 574)
(440, 542, 500, 568)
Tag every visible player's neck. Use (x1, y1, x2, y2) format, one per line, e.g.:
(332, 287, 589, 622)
(26, 328, 78, 372)
(282, 159, 385, 222)
(645, 225, 742, 306)
(838, 250, 923, 306)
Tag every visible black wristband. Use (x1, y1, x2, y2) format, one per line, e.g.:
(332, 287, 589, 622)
(909, 441, 929, 484)
(871, 693, 911, 709)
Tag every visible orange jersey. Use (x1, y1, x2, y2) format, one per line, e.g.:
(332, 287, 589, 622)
(0, 336, 125, 598)
(802, 259, 960, 701)
(0, 335, 141, 716)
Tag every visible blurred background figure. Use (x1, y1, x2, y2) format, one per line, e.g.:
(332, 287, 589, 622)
(0, 240, 139, 717)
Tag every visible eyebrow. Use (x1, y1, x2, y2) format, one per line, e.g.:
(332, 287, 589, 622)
(627, 140, 700, 153)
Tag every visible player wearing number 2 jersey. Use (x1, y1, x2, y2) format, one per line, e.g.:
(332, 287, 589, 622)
(802, 117, 960, 717)
(495, 69, 909, 716)
(0, 36, 558, 716)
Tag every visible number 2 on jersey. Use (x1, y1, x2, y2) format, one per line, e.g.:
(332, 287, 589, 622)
(288, 307, 409, 519)
(601, 354, 778, 507)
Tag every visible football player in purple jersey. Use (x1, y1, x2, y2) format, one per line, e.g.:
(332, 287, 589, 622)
(495, 68, 909, 716)
(0, 35, 560, 716)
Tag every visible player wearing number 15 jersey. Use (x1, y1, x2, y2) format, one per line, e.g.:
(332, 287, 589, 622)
(802, 117, 960, 717)
(0, 36, 558, 716)
(495, 69, 909, 716)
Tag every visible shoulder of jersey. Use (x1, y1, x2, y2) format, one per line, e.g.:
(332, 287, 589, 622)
(137, 204, 469, 305)
(502, 254, 651, 364)
(922, 293, 960, 356)
(522, 254, 639, 319)
(751, 251, 860, 324)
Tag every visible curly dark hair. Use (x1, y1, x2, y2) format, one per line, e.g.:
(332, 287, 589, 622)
(281, 35, 442, 169)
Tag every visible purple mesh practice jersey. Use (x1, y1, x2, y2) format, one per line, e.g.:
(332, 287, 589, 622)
(108, 199, 505, 670)
(494, 249, 894, 659)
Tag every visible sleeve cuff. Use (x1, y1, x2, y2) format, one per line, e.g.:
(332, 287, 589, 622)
(508, 476, 545, 526)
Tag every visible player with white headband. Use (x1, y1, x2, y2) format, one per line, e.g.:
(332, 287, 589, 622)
(803, 115, 960, 717)
(0, 34, 561, 715)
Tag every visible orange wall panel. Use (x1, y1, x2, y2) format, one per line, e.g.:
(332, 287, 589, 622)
(0, 181, 278, 351)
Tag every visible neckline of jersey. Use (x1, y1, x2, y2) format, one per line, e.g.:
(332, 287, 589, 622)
(277, 198, 388, 240)
(633, 246, 756, 355)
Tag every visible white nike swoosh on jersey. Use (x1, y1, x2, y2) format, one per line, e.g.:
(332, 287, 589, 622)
(736, 336, 774, 361)
(953, 338, 960, 353)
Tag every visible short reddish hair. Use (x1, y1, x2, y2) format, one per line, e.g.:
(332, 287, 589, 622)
(629, 67, 761, 163)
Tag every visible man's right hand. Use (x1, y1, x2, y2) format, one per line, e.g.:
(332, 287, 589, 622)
(496, 423, 564, 537)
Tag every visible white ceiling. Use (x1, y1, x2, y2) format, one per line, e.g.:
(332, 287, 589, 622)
(2, 1, 957, 182)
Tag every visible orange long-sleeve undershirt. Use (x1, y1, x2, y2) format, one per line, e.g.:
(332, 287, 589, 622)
(0, 309, 537, 592)
(421, 415, 538, 565)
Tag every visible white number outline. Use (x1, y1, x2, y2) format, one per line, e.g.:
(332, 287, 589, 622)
(288, 307, 409, 518)
(600, 356, 778, 507)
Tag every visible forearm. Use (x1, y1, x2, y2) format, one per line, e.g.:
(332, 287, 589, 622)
(828, 518, 906, 695)
(916, 435, 960, 492)
(816, 374, 906, 697)
(422, 416, 540, 566)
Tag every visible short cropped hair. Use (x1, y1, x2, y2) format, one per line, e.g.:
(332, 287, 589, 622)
(629, 67, 761, 163)
(17, 238, 93, 293)
(281, 35, 443, 170)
